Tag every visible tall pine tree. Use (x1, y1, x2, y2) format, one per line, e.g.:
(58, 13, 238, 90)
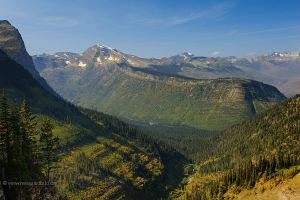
(40, 119, 59, 181)
(19, 100, 40, 180)
(0, 92, 12, 198)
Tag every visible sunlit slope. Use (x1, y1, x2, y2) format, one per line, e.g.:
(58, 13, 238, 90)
(56, 135, 164, 200)
(0, 50, 179, 199)
(236, 170, 300, 200)
(173, 95, 300, 199)
(40, 64, 285, 131)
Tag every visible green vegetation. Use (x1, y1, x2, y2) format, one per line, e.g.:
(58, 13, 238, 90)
(55, 136, 163, 199)
(2, 20, 299, 200)
(0, 95, 59, 199)
(132, 121, 218, 161)
(77, 107, 187, 199)
(38, 63, 285, 131)
(235, 167, 300, 200)
(0, 51, 187, 199)
(172, 95, 300, 199)
(1, 47, 298, 199)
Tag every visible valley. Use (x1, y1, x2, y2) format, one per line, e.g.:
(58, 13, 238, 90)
(33, 45, 286, 131)
(172, 95, 300, 199)
(0, 21, 186, 199)
(0, 19, 299, 200)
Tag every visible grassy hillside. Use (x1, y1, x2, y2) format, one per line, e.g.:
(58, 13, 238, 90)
(38, 64, 285, 131)
(0, 50, 186, 199)
(172, 95, 300, 199)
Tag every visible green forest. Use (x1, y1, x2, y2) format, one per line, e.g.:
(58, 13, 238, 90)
(171, 95, 300, 199)
(0, 19, 299, 200)
(0, 95, 59, 199)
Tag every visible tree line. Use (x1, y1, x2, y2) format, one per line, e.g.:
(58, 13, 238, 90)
(187, 154, 300, 200)
(180, 95, 300, 200)
(0, 93, 59, 199)
(80, 107, 187, 199)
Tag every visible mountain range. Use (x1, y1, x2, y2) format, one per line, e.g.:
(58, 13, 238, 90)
(34, 45, 300, 97)
(33, 44, 287, 131)
(0, 20, 299, 200)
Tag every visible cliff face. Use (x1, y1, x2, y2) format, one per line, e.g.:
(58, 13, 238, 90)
(0, 20, 39, 76)
(0, 20, 56, 95)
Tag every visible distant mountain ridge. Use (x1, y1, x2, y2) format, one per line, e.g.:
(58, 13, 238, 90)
(34, 44, 300, 96)
(1, 19, 298, 200)
(33, 44, 286, 131)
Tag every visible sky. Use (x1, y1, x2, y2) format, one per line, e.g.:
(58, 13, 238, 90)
(0, 0, 299, 58)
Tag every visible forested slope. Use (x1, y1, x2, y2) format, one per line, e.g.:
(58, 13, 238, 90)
(35, 51, 286, 131)
(0, 50, 186, 199)
(173, 95, 300, 199)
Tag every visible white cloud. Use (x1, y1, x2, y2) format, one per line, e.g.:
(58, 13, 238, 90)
(211, 51, 220, 56)
(132, 3, 233, 27)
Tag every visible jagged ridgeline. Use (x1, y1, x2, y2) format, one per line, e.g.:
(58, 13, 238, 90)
(34, 48, 286, 130)
(0, 23, 185, 199)
(173, 95, 300, 199)
(33, 46, 300, 97)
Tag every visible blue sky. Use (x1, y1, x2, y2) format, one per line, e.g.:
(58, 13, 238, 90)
(1, 0, 299, 57)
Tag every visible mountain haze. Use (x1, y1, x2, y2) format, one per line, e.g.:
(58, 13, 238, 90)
(34, 46, 300, 96)
(34, 45, 286, 131)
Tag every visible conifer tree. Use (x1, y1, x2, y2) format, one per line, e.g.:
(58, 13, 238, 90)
(0, 92, 12, 198)
(19, 100, 39, 179)
(0, 94, 61, 199)
(9, 103, 26, 199)
(40, 119, 59, 181)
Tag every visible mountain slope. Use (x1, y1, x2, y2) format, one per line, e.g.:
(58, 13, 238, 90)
(234, 171, 300, 200)
(34, 48, 300, 96)
(173, 95, 300, 199)
(0, 20, 56, 95)
(33, 47, 286, 130)
(0, 48, 182, 199)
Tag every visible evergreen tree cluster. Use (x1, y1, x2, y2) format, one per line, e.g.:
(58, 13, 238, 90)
(79, 107, 187, 199)
(186, 155, 300, 200)
(80, 107, 183, 157)
(0, 93, 59, 199)
(179, 95, 300, 200)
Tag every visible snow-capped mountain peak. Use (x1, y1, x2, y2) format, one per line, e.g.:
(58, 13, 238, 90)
(268, 51, 300, 60)
(82, 44, 127, 64)
(95, 44, 117, 52)
(169, 52, 194, 61)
